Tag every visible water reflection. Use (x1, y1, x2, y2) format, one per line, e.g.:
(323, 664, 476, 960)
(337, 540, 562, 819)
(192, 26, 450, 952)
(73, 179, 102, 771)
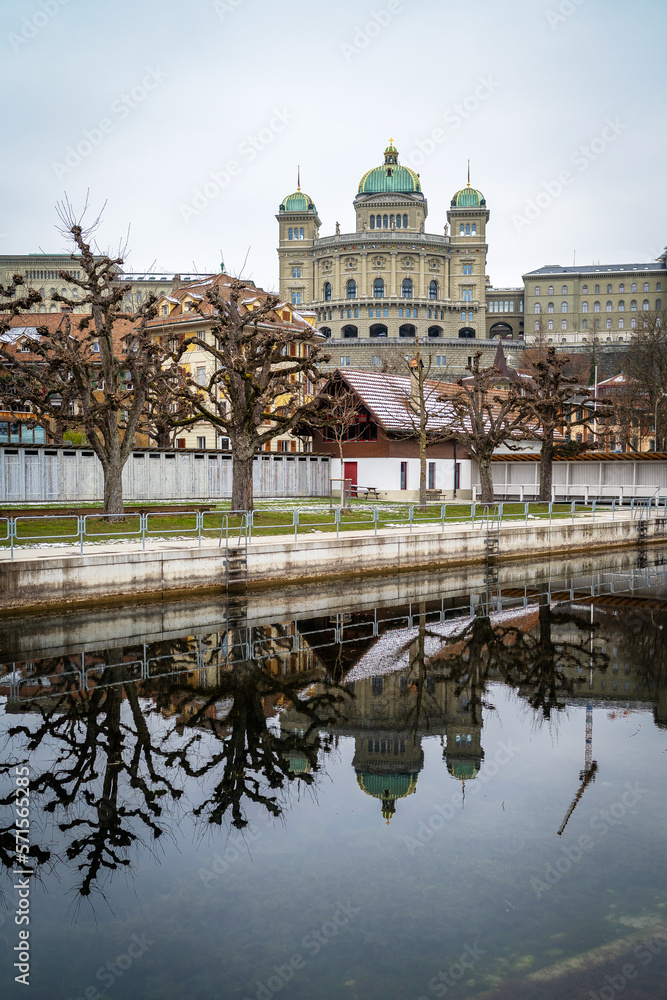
(1, 560, 667, 909)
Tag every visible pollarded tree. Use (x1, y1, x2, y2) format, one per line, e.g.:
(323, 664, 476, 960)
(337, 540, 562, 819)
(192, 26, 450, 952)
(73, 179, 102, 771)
(0, 206, 181, 516)
(172, 278, 330, 510)
(442, 351, 532, 503)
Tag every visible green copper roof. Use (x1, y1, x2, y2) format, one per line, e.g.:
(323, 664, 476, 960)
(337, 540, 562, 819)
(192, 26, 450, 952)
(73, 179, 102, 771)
(451, 186, 486, 208)
(356, 771, 418, 802)
(447, 760, 480, 780)
(279, 191, 317, 213)
(358, 142, 421, 195)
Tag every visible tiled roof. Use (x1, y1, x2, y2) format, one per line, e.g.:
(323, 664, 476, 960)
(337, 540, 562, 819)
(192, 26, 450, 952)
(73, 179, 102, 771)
(524, 262, 666, 276)
(338, 369, 458, 433)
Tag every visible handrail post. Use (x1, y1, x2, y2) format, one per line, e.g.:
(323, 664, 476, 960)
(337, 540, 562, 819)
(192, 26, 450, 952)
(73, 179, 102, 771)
(335, 506, 340, 539)
(409, 505, 414, 535)
(549, 501, 552, 527)
(472, 503, 476, 528)
(612, 498, 615, 522)
(374, 506, 378, 537)
(571, 500, 575, 524)
(79, 515, 84, 556)
(10, 516, 14, 560)
(197, 510, 202, 548)
(441, 503, 446, 532)
(525, 501, 528, 526)
(142, 512, 147, 552)
(293, 509, 299, 543)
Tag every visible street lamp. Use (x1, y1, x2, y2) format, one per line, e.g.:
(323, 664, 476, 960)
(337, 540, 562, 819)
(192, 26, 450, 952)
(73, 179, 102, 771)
(654, 392, 667, 452)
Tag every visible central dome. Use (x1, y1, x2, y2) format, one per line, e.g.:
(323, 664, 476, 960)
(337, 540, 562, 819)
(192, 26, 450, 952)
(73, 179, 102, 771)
(358, 141, 422, 195)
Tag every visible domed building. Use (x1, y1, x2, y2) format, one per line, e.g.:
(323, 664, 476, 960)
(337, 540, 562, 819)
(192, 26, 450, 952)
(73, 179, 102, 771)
(277, 141, 525, 373)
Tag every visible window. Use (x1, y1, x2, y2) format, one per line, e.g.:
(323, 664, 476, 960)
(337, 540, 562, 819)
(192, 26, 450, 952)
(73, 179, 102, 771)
(463, 264, 472, 275)
(582, 285, 588, 294)
(323, 282, 332, 301)
(644, 282, 649, 292)
(389, 214, 395, 228)
(606, 318, 612, 329)
(606, 301, 612, 311)
(548, 302, 554, 313)
(291, 291, 301, 305)
(396, 214, 402, 228)
(643, 299, 650, 310)
(582, 301, 588, 313)
(657, 282, 662, 292)
(582, 319, 588, 330)
(370, 215, 375, 229)
(196, 366, 206, 386)
(465, 223, 470, 236)
(547, 320, 554, 330)
(346, 278, 357, 299)
(383, 214, 388, 229)
(657, 299, 662, 310)
(340, 356, 350, 366)
(631, 299, 637, 310)
(594, 301, 600, 312)
(535, 303, 541, 313)
(299, 228, 304, 239)
(619, 283, 625, 292)
(472, 223, 477, 235)
(319, 326, 331, 338)
(197, 436, 206, 449)
(428, 462, 436, 490)
(403, 214, 408, 228)
(548, 286, 554, 295)
(402, 277, 413, 298)
(595, 284, 600, 294)
(459, 224, 464, 235)
(400, 462, 408, 490)
(618, 299, 625, 311)
(607, 283, 612, 293)
(292, 266, 301, 278)
(342, 325, 358, 338)
(288, 228, 293, 240)
(429, 279, 438, 299)
(374, 277, 385, 298)
(631, 282, 636, 292)
(535, 320, 540, 331)
(618, 318, 624, 329)
(562, 320, 567, 330)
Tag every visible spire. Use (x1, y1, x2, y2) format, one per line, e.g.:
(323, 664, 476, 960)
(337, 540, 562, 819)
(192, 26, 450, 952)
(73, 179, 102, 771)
(297, 165, 300, 192)
(467, 159, 471, 188)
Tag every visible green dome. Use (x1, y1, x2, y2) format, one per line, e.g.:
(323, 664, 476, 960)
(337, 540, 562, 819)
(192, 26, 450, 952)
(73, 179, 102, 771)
(280, 191, 317, 213)
(447, 759, 480, 780)
(286, 753, 311, 775)
(358, 141, 421, 195)
(451, 186, 486, 208)
(356, 770, 418, 821)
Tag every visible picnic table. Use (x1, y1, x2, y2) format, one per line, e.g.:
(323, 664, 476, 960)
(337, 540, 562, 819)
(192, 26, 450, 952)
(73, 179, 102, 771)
(352, 486, 382, 501)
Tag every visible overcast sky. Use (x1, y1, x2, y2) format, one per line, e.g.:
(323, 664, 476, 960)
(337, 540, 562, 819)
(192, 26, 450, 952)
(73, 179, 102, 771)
(2, 0, 665, 291)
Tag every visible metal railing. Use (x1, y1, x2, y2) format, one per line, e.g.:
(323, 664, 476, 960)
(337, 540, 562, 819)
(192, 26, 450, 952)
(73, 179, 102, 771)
(2, 497, 664, 560)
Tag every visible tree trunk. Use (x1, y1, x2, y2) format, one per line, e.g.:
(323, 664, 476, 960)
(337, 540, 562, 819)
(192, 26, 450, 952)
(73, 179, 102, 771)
(103, 462, 125, 518)
(539, 433, 554, 501)
(232, 452, 254, 511)
(419, 434, 427, 507)
(478, 453, 495, 503)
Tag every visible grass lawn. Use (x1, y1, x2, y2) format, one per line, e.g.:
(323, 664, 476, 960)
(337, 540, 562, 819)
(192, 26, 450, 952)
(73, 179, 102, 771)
(0, 499, 599, 551)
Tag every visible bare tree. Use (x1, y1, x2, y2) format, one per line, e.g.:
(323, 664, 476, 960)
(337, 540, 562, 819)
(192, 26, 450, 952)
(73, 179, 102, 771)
(441, 352, 532, 503)
(141, 367, 198, 449)
(172, 279, 330, 510)
(625, 310, 667, 447)
(314, 382, 360, 500)
(0, 207, 178, 516)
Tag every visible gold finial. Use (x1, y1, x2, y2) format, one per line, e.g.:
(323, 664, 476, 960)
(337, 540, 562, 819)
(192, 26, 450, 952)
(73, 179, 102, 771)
(467, 159, 471, 188)
(297, 164, 301, 192)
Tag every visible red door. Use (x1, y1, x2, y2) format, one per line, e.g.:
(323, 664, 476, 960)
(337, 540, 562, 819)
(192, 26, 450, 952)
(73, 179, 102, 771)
(344, 461, 358, 495)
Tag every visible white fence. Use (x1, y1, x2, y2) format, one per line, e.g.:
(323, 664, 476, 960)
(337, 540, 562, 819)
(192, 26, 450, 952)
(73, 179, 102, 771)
(0, 445, 330, 502)
(480, 457, 667, 501)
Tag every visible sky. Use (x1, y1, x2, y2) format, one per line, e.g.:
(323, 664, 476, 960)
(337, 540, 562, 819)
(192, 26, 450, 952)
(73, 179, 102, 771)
(2, 0, 665, 292)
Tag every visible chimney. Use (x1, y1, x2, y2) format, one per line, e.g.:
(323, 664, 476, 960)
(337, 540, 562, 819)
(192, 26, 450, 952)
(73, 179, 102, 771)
(171, 274, 182, 292)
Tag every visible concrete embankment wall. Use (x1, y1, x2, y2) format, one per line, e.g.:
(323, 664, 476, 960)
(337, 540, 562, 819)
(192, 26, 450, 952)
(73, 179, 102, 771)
(1, 517, 666, 611)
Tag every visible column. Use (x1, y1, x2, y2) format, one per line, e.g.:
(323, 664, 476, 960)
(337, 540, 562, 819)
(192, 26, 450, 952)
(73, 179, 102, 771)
(390, 252, 397, 297)
(418, 254, 426, 299)
(360, 253, 368, 298)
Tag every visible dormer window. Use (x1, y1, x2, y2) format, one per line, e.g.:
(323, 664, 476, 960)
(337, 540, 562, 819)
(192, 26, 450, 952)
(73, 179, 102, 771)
(161, 305, 169, 315)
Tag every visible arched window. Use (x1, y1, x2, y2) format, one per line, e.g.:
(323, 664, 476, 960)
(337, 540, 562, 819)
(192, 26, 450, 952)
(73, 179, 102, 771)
(382, 214, 388, 229)
(644, 282, 650, 292)
(403, 214, 408, 228)
(323, 282, 332, 301)
(472, 223, 477, 235)
(389, 214, 395, 228)
(319, 327, 332, 338)
(607, 284, 612, 293)
(547, 302, 554, 313)
(342, 325, 358, 338)
(582, 301, 588, 313)
(370, 216, 375, 230)
(534, 320, 540, 331)
(399, 324, 416, 338)
(631, 299, 637, 310)
(548, 286, 554, 295)
(459, 224, 465, 236)
(582, 319, 588, 330)
(535, 286, 541, 296)
(631, 317, 637, 328)
(535, 303, 541, 314)
(562, 285, 567, 295)
(465, 223, 470, 235)
(643, 299, 650, 310)
(402, 277, 413, 298)
(369, 323, 388, 338)
(561, 302, 568, 313)
(458, 327, 476, 338)
(594, 301, 600, 312)
(547, 320, 554, 330)
(618, 300, 625, 311)
(631, 282, 636, 292)
(299, 228, 304, 239)
(605, 300, 612, 311)
(561, 319, 567, 330)
(374, 277, 384, 298)
(395, 214, 401, 228)
(595, 284, 600, 294)
(618, 319, 624, 329)
(606, 318, 612, 329)
(429, 280, 438, 300)
(288, 228, 293, 240)
(619, 283, 625, 293)
(582, 284, 588, 294)
(657, 299, 662, 310)
(346, 279, 357, 299)
(427, 326, 442, 337)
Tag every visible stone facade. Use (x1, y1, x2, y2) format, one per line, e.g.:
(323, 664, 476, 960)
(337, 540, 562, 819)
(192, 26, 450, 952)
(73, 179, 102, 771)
(277, 142, 526, 375)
